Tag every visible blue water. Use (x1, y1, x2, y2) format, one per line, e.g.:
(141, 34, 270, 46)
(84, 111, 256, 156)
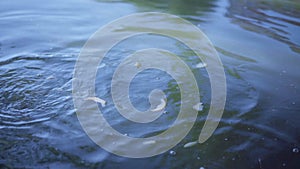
(0, 0, 300, 168)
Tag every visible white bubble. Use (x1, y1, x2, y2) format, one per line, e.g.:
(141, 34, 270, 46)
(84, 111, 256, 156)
(196, 62, 207, 68)
(169, 150, 176, 156)
(193, 102, 203, 111)
(134, 62, 141, 69)
(292, 147, 299, 153)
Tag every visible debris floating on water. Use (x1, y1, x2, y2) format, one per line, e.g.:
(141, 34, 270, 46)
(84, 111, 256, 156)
(193, 102, 203, 111)
(85, 97, 106, 107)
(169, 150, 176, 156)
(135, 62, 142, 68)
(184, 141, 198, 148)
(196, 62, 207, 68)
(151, 98, 166, 112)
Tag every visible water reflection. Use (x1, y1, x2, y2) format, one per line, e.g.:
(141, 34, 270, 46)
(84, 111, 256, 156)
(124, 0, 216, 14)
(226, 0, 300, 53)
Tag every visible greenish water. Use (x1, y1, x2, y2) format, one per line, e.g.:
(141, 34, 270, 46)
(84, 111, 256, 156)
(0, 0, 299, 168)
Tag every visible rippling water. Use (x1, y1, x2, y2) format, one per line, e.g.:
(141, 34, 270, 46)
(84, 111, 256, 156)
(1, 0, 300, 168)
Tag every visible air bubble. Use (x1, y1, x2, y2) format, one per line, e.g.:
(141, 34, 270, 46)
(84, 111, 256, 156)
(292, 147, 299, 153)
(169, 150, 176, 156)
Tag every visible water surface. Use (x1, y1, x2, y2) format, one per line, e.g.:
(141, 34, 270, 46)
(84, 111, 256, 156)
(0, 0, 300, 168)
